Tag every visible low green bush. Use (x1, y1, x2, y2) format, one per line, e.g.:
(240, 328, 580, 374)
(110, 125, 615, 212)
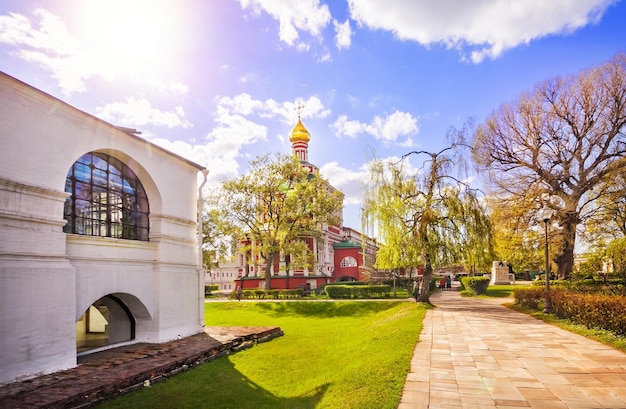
(513, 287, 544, 309)
(550, 291, 626, 335)
(324, 284, 391, 299)
(324, 285, 354, 299)
(460, 276, 490, 295)
(353, 285, 390, 298)
(513, 288, 626, 336)
(204, 284, 219, 295)
(235, 288, 304, 299)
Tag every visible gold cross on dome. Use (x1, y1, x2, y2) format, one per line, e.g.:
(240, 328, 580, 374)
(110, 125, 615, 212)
(295, 101, 305, 119)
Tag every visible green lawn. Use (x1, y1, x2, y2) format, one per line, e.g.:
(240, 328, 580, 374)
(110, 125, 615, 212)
(483, 284, 531, 298)
(97, 301, 427, 409)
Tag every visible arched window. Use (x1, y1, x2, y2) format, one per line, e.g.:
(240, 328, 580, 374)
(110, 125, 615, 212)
(340, 256, 357, 267)
(63, 152, 149, 241)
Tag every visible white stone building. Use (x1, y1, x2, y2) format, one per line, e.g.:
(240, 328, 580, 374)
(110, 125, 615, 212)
(0, 72, 206, 385)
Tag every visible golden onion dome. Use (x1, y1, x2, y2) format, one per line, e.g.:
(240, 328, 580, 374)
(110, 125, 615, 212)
(289, 118, 311, 143)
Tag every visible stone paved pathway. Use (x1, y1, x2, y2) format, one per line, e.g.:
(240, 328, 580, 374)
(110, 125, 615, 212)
(398, 288, 626, 409)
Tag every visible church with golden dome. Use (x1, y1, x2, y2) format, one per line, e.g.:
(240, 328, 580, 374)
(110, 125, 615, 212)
(208, 116, 378, 292)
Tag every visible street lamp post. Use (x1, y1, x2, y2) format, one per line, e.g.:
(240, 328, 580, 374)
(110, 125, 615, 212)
(538, 206, 553, 313)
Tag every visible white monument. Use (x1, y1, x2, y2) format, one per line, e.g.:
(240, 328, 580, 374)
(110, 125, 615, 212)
(490, 261, 511, 285)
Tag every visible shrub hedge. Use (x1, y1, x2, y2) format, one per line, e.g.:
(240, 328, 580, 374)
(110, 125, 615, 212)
(513, 287, 544, 309)
(460, 276, 490, 295)
(231, 288, 304, 299)
(324, 284, 391, 299)
(513, 288, 626, 336)
(204, 284, 219, 295)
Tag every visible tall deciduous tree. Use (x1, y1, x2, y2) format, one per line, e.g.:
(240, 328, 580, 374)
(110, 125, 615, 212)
(210, 153, 343, 289)
(363, 142, 493, 303)
(473, 53, 626, 279)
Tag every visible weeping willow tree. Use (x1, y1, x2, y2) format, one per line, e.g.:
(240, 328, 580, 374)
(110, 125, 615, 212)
(363, 142, 493, 303)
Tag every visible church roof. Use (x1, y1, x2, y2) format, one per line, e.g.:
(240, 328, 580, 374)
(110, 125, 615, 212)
(333, 240, 361, 249)
(289, 118, 311, 143)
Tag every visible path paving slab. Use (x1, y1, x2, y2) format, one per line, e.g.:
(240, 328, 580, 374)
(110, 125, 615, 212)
(398, 287, 626, 408)
(0, 326, 283, 409)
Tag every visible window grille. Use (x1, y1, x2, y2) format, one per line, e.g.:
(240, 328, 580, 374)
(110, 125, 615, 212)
(63, 152, 149, 241)
(340, 256, 357, 267)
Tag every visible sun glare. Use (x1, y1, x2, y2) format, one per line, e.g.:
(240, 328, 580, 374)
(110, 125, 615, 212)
(77, 0, 182, 79)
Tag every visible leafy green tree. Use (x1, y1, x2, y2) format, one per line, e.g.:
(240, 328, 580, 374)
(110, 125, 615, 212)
(575, 238, 626, 295)
(602, 238, 626, 294)
(200, 208, 231, 271)
(585, 168, 626, 243)
(487, 196, 546, 274)
(209, 153, 343, 289)
(363, 141, 493, 303)
(473, 53, 626, 279)
(574, 243, 605, 279)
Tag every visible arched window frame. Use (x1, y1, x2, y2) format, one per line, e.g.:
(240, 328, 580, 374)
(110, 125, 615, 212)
(340, 256, 357, 267)
(63, 152, 150, 241)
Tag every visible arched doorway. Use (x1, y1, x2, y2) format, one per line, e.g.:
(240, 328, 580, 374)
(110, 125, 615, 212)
(76, 295, 135, 353)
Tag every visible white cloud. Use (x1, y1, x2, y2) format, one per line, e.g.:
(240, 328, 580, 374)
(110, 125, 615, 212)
(332, 115, 366, 139)
(317, 49, 332, 63)
(143, 137, 239, 188)
(320, 155, 421, 208)
(216, 93, 331, 124)
(198, 93, 332, 181)
(95, 97, 193, 129)
(347, 95, 360, 107)
(0, 5, 190, 94)
(332, 110, 419, 144)
(347, 0, 617, 62)
(333, 19, 352, 50)
(204, 113, 268, 180)
(320, 161, 369, 205)
(0, 9, 89, 94)
(238, 0, 331, 47)
(154, 80, 189, 97)
(0, 9, 79, 54)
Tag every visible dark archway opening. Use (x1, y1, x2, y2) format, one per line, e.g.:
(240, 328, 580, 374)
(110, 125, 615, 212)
(76, 294, 136, 353)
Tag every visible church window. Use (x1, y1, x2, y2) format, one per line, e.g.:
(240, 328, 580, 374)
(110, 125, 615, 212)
(63, 152, 149, 241)
(340, 256, 357, 267)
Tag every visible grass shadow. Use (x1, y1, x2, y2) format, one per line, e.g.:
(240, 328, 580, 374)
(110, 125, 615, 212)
(254, 300, 405, 318)
(97, 355, 331, 409)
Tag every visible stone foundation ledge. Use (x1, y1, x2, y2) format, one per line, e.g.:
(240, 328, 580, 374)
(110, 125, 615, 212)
(0, 326, 283, 409)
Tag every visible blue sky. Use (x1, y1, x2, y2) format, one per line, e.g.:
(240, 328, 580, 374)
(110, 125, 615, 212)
(1, 0, 625, 230)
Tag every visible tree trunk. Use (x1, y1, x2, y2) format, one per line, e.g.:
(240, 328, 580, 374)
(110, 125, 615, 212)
(418, 252, 432, 303)
(264, 252, 275, 289)
(285, 255, 291, 289)
(556, 211, 578, 280)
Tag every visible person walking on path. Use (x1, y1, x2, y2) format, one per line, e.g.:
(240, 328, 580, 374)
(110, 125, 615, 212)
(398, 287, 626, 408)
(438, 276, 446, 291)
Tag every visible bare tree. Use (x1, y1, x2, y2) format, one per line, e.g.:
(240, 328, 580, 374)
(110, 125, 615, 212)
(473, 53, 626, 279)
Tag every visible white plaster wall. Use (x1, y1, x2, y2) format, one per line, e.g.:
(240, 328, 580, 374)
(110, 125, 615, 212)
(0, 72, 204, 384)
(0, 180, 77, 384)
